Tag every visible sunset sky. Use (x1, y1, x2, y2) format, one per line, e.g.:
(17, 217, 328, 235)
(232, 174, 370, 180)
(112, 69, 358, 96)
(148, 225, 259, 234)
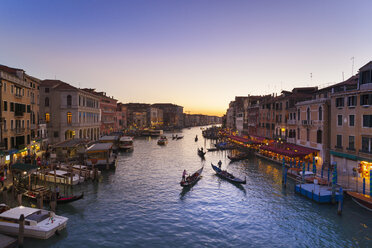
(1, 0, 371, 116)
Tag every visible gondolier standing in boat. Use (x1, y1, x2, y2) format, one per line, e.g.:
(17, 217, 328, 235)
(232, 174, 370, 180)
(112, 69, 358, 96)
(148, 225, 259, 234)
(218, 160, 222, 169)
(182, 169, 187, 182)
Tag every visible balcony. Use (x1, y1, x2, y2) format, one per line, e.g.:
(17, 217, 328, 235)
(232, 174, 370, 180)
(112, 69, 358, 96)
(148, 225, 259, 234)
(287, 119, 296, 125)
(14, 93, 22, 99)
(13, 128, 25, 135)
(15, 111, 24, 117)
(302, 120, 312, 126)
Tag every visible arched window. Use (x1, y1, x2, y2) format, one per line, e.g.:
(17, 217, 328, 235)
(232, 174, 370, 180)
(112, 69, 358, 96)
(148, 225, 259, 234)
(45, 97, 49, 107)
(317, 130, 322, 144)
(318, 106, 322, 121)
(67, 95, 72, 106)
(67, 112, 72, 124)
(307, 107, 310, 121)
(45, 113, 50, 123)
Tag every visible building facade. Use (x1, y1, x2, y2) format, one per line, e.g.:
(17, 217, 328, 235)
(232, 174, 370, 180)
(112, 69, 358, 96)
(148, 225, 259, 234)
(40, 80, 101, 144)
(0, 65, 33, 150)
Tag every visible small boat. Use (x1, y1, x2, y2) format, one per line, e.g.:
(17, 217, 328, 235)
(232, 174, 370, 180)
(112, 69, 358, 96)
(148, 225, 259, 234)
(176, 135, 184, 140)
(0, 205, 68, 239)
(347, 191, 372, 211)
(195, 135, 198, 142)
(207, 148, 218, 152)
(197, 148, 206, 158)
(211, 163, 246, 184)
(227, 153, 248, 162)
(157, 135, 168, 145)
(180, 166, 204, 187)
(24, 191, 84, 204)
(172, 134, 177, 140)
(118, 136, 134, 151)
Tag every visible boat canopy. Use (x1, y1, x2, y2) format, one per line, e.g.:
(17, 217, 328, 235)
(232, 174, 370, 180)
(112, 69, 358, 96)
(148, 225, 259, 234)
(86, 143, 113, 152)
(120, 136, 133, 142)
(260, 143, 319, 158)
(0, 206, 40, 220)
(99, 136, 119, 142)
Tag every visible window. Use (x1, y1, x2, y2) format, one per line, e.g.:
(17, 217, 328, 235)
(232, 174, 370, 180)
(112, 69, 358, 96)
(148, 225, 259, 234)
(45, 88, 49, 93)
(360, 94, 372, 105)
(349, 115, 355, 127)
(3, 120, 6, 130)
(10, 102, 14, 112)
(45, 113, 50, 123)
(67, 112, 72, 124)
(347, 96, 357, 107)
(363, 115, 372, 127)
(336, 97, 344, 107)
(306, 128, 310, 142)
(361, 137, 372, 153)
(306, 108, 310, 121)
(298, 109, 300, 120)
(27, 105, 30, 113)
(45, 97, 49, 107)
(11, 120, 13, 130)
(297, 128, 300, 139)
(318, 106, 322, 121)
(348, 136, 355, 150)
(3, 101, 7, 111)
(337, 115, 342, 126)
(27, 120, 29, 128)
(11, 85, 13, 94)
(317, 130, 322, 144)
(3, 82, 6, 92)
(360, 70, 371, 85)
(67, 95, 72, 106)
(54, 131, 59, 138)
(336, 135, 342, 148)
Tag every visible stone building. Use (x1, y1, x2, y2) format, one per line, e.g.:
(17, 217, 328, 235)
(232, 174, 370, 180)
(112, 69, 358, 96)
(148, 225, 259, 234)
(151, 103, 183, 128)
(0, 65, 33, 150)
(40, 80, 101, 144)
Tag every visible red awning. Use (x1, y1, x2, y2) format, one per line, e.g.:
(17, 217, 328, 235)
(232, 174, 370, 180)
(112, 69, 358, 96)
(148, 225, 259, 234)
(260, 143, 319, 158)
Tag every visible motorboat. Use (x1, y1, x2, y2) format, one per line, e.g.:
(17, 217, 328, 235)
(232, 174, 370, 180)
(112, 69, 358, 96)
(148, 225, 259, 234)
(0, 205, 68, 239)
(118, 136, 134, 151)
(157, 136, 168, 145)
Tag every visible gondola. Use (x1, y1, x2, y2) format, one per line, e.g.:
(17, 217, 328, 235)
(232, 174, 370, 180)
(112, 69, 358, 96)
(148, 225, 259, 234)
(180, 166, 204, 187)
(176, 136, 184, 140)
(197, 148, 206, 158)
(23, 191, 84, 204)
(195, 135, 198, 142)
(227, 153, 248, 162)
(211, 163, 246, 184)
(347, 191, 372, 211)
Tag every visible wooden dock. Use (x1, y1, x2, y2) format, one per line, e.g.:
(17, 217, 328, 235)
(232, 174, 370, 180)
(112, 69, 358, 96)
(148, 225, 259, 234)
(0, 234, 17, 248)
(295, 183, 342, 203)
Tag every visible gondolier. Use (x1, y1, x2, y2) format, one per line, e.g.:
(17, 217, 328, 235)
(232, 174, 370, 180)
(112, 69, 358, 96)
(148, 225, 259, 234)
(182, 169, 187, 181)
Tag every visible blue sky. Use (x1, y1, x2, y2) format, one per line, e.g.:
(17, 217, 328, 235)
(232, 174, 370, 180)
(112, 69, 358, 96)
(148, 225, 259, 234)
(1, 0, 371, 116)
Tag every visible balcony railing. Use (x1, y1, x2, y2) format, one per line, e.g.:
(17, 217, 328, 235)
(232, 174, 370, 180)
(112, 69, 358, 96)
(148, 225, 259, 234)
(13, 128, 25, 135)
(287, 120, 296, 125)
(302, 120, 313, 126)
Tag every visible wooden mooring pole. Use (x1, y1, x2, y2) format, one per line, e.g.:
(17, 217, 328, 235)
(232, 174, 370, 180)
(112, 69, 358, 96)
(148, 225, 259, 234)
(18, 214, 25, 247)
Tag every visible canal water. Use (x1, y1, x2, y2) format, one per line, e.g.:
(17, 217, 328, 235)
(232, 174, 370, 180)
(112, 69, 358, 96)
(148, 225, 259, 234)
(25, 126, 371, 247)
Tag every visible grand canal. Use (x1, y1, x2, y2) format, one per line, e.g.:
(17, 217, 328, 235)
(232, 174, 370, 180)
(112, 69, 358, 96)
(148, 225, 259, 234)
(26, 126, 371, 247)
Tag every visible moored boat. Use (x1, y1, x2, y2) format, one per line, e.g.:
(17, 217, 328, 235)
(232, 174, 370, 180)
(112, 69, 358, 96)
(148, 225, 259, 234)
(119, 136, 134, 151)
(0, 206, 68, 239)
(23, 191, 84, 204)
(211, 163, 246, 184)
(180, 166, 204, 187)
(227, 153, 248, 162)
(347, 191, 372, 211)
(157, 135, 168, 145)
(176, 135, 184, 140)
